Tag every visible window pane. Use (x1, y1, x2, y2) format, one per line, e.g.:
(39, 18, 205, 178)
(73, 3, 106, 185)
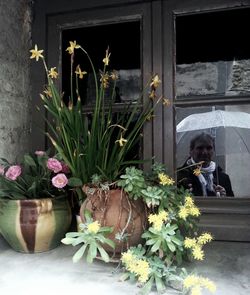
(175, 8, 250, 98)
(176, 105, 250, 197)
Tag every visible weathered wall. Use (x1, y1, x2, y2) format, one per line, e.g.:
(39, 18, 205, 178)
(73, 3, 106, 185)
(0, 0, 32, 162)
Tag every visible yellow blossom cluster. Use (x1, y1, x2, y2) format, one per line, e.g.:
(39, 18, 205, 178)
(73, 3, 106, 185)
(178, 195, 200, 220)
(158, 173, 175, 186)
(87, 221, 101, 234)
(121, 251, 150, 283)
(148, 211, 168, 231)
(183, 274, 216, 295)
(184, 233, 213, 261)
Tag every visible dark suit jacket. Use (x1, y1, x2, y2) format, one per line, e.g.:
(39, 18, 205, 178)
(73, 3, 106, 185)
(177, 161, 234, 197)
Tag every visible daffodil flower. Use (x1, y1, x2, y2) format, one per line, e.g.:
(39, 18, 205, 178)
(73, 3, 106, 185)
(115, 135, 127, 147)
(30, 44, 44, 61)
(75, 65, 87, 79)
(48, 67, 59, 79)
(103, 48, 111, 66)
(150, 74, 161, 88)
(163, 98, 170, 106)
(66, 40, 80, 55)
(43, 87, 52, 98)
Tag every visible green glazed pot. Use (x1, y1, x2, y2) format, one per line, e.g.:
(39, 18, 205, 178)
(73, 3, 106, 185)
(0, 198, 72, 253)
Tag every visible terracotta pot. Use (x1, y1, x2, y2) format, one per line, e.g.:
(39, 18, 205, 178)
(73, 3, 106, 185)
(80, 186, 148, 256)
(0, 198, 72, 253)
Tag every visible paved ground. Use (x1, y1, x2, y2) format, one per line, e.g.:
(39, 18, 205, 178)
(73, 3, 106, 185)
(0, 235, 249, 295)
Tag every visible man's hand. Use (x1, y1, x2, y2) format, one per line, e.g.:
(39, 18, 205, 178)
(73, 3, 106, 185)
(214, 184, 226, 197)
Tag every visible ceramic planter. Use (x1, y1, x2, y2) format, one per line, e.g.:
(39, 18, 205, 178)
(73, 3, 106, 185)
(80, 186, 148, 257)
(0, 198, 72, 253)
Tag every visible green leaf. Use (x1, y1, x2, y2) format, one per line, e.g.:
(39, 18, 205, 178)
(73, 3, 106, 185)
(155, 276, 166, 293)
(61, 237, 76, 245)
(151, 239, 161, 252)
(97, 245, 110, 262)
(67, 177, 83, 187)
(24, 154, 37, 167)
(167, 241, 176, 252)
(72, 244, 87, 263)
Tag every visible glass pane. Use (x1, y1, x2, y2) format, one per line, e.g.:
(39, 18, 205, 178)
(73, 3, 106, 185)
(61, 21, 141, 106)
(176, 105, 250, 197)
(175, 8, 250, 98)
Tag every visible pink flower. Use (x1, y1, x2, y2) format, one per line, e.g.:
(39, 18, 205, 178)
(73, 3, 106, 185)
(5, 165, 22, 180)
(0, 165, 5, 175)
(61, 162, 70, 174)
(52, 173, 68, 188)
(47, 158, 62, 173)
(35, 150, 46, 156)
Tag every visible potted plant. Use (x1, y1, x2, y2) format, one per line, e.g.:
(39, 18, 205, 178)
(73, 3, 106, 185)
(0, 151, 74, 253)
(62, 163, 216, 295)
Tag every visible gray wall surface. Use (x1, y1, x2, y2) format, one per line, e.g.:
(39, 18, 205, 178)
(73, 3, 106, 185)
(0, 0, 32, 162)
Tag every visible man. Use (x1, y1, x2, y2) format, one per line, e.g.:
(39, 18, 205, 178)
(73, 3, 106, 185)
(177, 133, 234, 197)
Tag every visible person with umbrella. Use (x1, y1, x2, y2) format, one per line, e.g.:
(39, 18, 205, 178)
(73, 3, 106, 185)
(177, 132, 234, 197)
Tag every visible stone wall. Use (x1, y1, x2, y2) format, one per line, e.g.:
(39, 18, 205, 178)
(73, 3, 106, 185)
(0, 0, 32, 162)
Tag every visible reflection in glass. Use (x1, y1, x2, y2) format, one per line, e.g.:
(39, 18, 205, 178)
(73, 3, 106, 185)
(176, 105, 250, 197)
(175, 8, 250, 98)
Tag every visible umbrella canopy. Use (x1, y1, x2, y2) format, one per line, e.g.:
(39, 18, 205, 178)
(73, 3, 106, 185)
(176, 109, 250, 167)
(177, 110, 250, 132)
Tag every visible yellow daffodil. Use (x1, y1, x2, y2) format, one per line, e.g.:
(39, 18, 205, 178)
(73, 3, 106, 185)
(103, 48, 111, 66)
(43, 87, 52, 98)
(100, 71, 109, 88)
(149, 89, 156, 100)
(87, 221, 100, 234)
(48, 67, 59, 79)
(146, 113, 155, 121)
(158, 173, 175, 186)
(150, 74, 161, 88)
(75, 65, 87, 79)
(66, 40, 80, 54)
(193, 167, 201, 176)
(115, 135, 127, 147)
(110, 70, 118, 80)
(163, 98, 171, 106)
(30, 44, 44, 61)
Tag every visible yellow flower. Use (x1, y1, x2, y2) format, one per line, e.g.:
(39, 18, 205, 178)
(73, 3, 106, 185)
(121, 251, 134, 265)
(184, 237, 196, 249)
(150, 74, 161, 88)
(158, 173, 175, 186)
(66, 40, 80, 54)
(75, 65, 87, 79)
(183, 275, 199, 288)
(103, 48, 111, 66)
(178, 206, 188, 220)
(162, 98, 170, 106)
(115, 135, 127, 147)
(136, 260, 150, 283)
(185, 196, 194, 206)
(87, 221, 100, 234)
(189, 206, 201, 217)
(30, 44, 44, 61)
(48, 67, 59, 79)
(110, 70, 118, 80)
(193, 167, 201, 176)
(191, 286, 202, 295)
(43, 87, 52, 98)
(197, 233, 213, 245)
(100, 71, 109, 88)
(200, 278, 216, 293)
(192, 245, 204, 260)
(158, 211, 168, 221)
(149, 89, 156, 100)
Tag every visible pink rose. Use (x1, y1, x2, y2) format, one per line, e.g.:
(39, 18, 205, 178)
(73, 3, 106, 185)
(52, 173, 68, 188)
(47, 158, 62, 173)
(35, 150, 46, 156)
(61, 162, 70, 174)
(0, 165, 5, 175)
(5, 165, 22, 180)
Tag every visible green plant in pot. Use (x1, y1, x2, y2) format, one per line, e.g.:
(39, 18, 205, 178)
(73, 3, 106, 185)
(0, 151, 75, 253)
(30, 42, 164, 203)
